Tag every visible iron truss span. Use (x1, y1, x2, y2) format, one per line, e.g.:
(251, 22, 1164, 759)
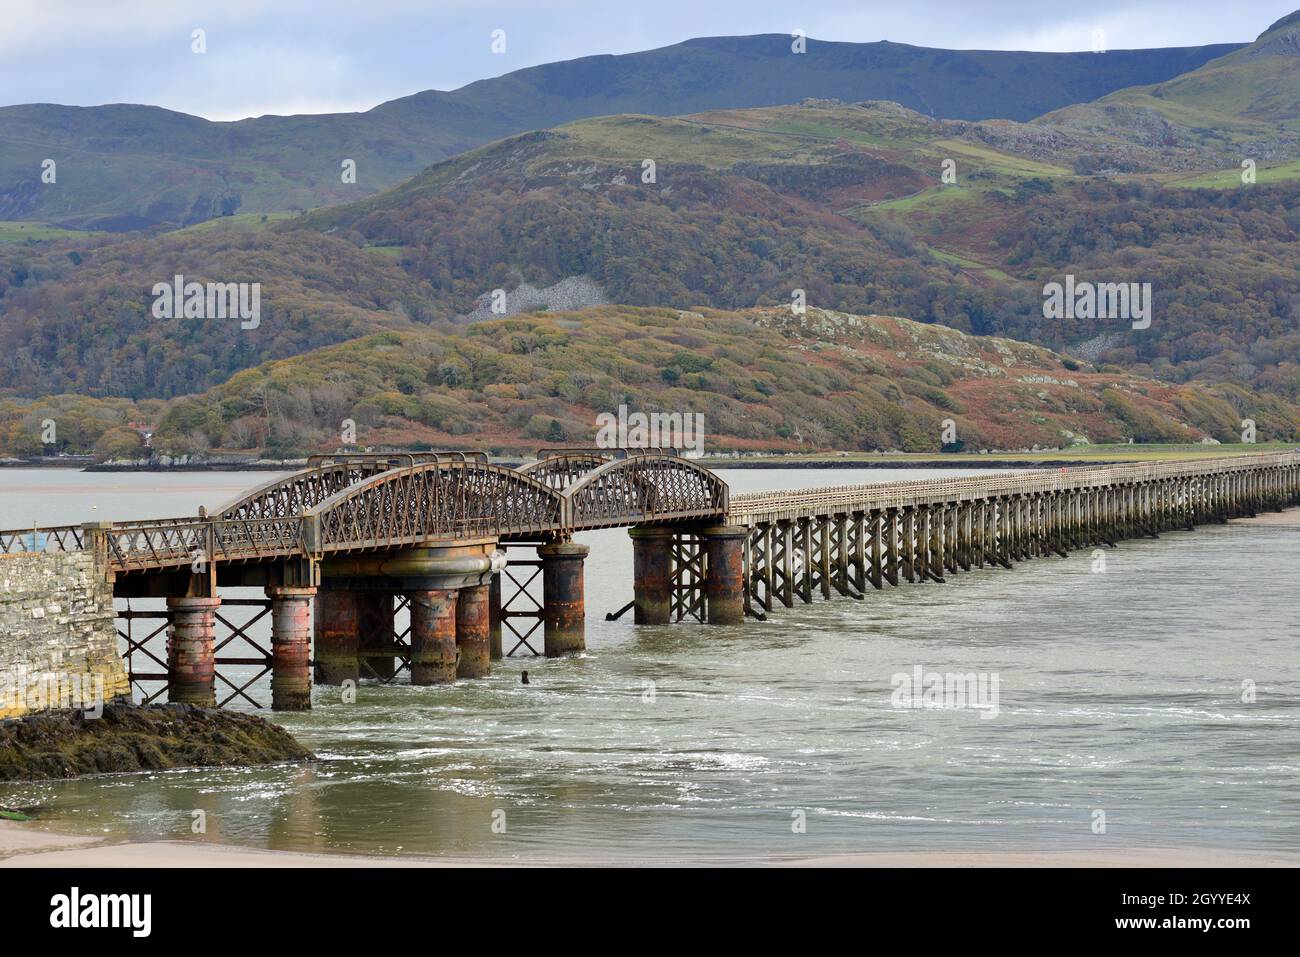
(2, 450, 1297, 575)
(0, 452, 730, 573)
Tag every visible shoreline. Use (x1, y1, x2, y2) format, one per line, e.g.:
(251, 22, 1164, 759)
(3, 822, 1297, 867)
(6, 446, 1296, 474)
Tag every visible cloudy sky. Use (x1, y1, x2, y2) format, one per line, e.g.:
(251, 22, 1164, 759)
(2, 0, 1293, 121)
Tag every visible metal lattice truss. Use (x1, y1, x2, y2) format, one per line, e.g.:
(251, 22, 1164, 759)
(670, 533, 706, 623)
(565, 455, 729, 530)
(309, 461, 563, 550)
(518, 450, 621, 490)
(214, 452, 486, 521)
(497, 545, 545, 656)
(215, 460, 398, 520)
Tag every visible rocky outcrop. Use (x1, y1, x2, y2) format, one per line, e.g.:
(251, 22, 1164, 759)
(0, 701, 314, 781)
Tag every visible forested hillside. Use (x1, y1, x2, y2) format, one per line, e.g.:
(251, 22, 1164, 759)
(7, 305, 1292, 460)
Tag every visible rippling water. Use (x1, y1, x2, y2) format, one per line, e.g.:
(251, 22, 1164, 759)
(2, 467, 1298, 862)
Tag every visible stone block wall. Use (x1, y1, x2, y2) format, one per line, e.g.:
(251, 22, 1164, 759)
(0, 551, 130, 719)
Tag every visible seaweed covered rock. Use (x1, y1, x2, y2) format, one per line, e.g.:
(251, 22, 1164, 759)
(0, 701, 314, 781)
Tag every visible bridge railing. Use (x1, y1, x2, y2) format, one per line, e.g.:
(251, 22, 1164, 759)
(729, 451, 1300, 520)
(0, 524, 86, 555)
(105, 516, 309, 572)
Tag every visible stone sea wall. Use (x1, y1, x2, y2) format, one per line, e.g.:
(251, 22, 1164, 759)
(0, 550, 130, 719)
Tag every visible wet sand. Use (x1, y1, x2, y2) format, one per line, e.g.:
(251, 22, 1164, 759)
(4, 821, 1297, 868)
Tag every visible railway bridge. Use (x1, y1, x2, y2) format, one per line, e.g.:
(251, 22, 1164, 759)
(3, 449, 1297, 712)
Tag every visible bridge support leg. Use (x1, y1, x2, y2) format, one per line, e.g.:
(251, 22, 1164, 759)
(409, 590, 459, 684)
(629, 527, 673, 625)
(701, 525, 747, 625)
(314, 589, 360, 685)
(456, 584, 491, 678)
(539, 542, 589, 656)
(268, 586, 315, 711)
(166, 596, 220, 707)
(488, 573, 503, 661)
(357, 592, 396, 680)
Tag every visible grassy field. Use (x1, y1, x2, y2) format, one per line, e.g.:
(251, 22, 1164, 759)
(1163, 159, 1300, 189)
(925, 246, 1016, 282)
(169, 211, 299, 235)
(851, 185, 970, 215)
(930, 138, 1071, 178)
(0, 221, 103, 243)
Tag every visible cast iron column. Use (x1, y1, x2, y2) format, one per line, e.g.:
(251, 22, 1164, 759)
(456, 583, 491, 678)
(629, 526, 673, 624)
(701, 525, 747, 625)
(409, 589, 458, 684)
(267, 585, 315, 711)
(539, 541, 589, 656)
(313, 589, 360, 685)
(166, 596, 221, 706)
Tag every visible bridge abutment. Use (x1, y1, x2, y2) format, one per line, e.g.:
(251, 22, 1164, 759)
(539, 542, 588, 656)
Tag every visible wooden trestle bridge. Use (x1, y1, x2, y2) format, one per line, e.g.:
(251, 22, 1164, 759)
(3, 449, 1297, 711)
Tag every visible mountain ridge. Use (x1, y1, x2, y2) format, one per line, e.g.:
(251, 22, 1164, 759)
(0, 33, 1245, 230)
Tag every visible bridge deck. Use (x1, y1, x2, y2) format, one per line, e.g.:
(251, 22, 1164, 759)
(1, 451, 1296, 575)
(728, 453, 1297, 524)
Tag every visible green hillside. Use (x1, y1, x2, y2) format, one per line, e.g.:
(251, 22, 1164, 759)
(1033, 13, 1300, 170)
(0, 34, 1242, 230)
(1, 99, 1297, 405)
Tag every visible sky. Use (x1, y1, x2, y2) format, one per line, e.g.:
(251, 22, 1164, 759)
(2, 0, 1295, 121)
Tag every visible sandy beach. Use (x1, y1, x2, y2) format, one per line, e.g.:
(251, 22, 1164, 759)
(3, 820, 1297, 868)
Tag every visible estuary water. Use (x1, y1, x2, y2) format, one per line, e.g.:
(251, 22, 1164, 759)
(1, 467, 1298, 862)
